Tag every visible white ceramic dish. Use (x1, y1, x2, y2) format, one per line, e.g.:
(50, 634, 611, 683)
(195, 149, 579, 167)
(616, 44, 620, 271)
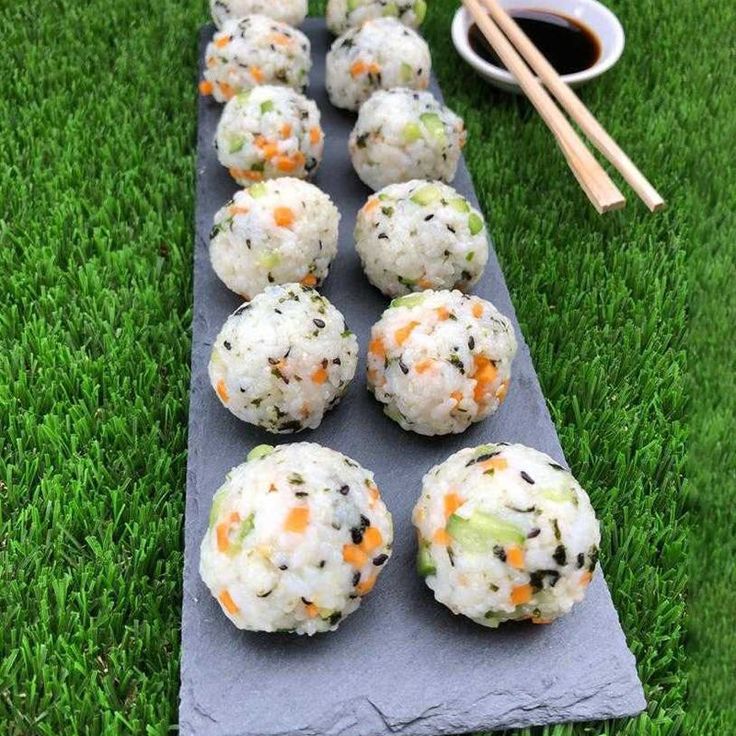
(451, 0, 625, 92)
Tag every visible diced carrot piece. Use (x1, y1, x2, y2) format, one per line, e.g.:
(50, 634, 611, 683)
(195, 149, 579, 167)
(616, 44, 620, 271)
(472, 302, 484, 318)
(368, 62, 381, 74)
(309, 126, 322, 145)
(242, 170, 263, 181)
(305, 602, 319, 617)
(275, 155, 298, 172)
(580, 571, 593, 587)
(350, 60, 367, 77)
(510, 583, 533, 605)
(506, 545, 525, 569)
(444, 492, 464, 518)
(219, 589, 239, 614)
(450, 390, 463, 404)
(284, 506, 310, 533)
(229, 205, 249, 216)
(433, 528, 451, 546)
(496, 380, 509, 402)
(301, 273, 317, 287)
(395, 321, 418, 346)
(357, 576, 376, 595)
(206, 56, 217, 68)
(274, 206, 295, 227)
(218, 81, 235, 100)
(360, 526, 383, 553)
(269, 32, 292, 46)
(268, 483, 277, 492)
(216, 511, 241, 552)
(436, 306, 450, 320)
(362, 197, 379, 214)
(214, 35, 230, 48)
(198, 79, 214, 95)
(414, 358, 434, 373)
(418, 277, 433, 289)
(368, 483, 380, 507)
(472, 356, 498, 403)
(311, 367, 328, 384)
(280, 122, 292, 138)
(480, 457, 508, 472)
(216, 378, 229, 403)
(250, 66, 265, 83)
(532, 617, 553, 625)
(343, 544, 369, 567)
(368, 337, 385, 358)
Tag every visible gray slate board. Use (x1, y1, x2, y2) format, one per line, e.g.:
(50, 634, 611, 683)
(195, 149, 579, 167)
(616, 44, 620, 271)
(180, 20, 645, 736)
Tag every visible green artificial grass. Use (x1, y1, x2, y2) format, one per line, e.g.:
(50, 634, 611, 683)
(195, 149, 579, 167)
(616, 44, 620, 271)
(0, 0, 731, 734)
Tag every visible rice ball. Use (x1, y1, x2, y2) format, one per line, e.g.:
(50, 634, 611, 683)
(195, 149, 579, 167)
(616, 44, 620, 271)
(200, 16, 311, 103)
(325, 18, 431, 112)
(412, 443, 601, 627)
(215, 85, 324, 185)
(355, 180, 488, 296)
(201, 442, 393, 635)
(326, 0, 426, 36)
(366, 290, 516, 435)
(349, 88, 466, 190)
(209, 284, 358, 433)
(210, 179, 340, 299)
(210, 0, 308, 28)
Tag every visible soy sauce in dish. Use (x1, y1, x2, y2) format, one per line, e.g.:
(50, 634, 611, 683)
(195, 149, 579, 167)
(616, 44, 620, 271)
(468, 9, 601, 75)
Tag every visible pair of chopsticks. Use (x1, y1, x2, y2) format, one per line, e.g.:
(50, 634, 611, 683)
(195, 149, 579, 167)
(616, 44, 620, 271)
(463, 0, 665, 213)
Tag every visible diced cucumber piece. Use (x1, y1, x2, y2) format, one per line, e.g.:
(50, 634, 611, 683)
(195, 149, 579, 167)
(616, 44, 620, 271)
(260, 100, 274, 114)
(447, 511, 525, 551)
(399, 62, 414, 83)
(377, 193, 392, 201)
(420, 112, 447, 144)
(208, 489, 227, 528)
(449, 197, 471, 213)
(247, 444, 274, 461)
(228, 135, 245, 154)
(540, 487, 576, 503)
(249, 182, 267, 198)
(257, 251, 281, 269)
(390, 292, 425, 308)
(417, 543, 437, 577)
(414, 0, 427, 24)
(401, 122, 422, 144)
(235, 91, 251, 103)
(468, 213, 484, 235)
(410, 183, 442, 206)
(347, 0, 361, 10)
(383, 1, 399, 15)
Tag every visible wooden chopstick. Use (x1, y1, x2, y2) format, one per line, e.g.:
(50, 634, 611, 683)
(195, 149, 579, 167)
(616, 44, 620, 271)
(462, 0, 625, 213)
(479, 0, 665, 212)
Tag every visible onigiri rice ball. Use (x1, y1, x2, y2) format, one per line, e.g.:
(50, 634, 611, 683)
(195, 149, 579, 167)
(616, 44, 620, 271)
(366, 290, 517, 435)
(210, 0, 308, 28)
(326, 0, 426, 36)
(200, 16, 311, 103)
(325, 18, 431, 112)
(349, 88, 466, 190)
(210, 179, 340, 299)
(355, 180, 488, 296)
(201, 442, 393, 635)
(412, 443, 601, 627)
(215, 85, 323, 185)
(209, 284, 358, 433)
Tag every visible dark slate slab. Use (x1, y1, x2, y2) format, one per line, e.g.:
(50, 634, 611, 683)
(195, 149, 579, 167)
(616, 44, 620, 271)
(179, 20, 645, 736)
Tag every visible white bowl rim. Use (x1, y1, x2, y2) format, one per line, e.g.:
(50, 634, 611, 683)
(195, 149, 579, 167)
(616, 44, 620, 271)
(451, 0, 625, 87)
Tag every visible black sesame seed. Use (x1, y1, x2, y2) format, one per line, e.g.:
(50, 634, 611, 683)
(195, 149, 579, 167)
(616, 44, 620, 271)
(278, 564, 288, 570)
(313, 318, 326, 328)
(295, 491, 309, 498)
(527, 527, 541, 538)
(549, 462, 565, 471)
(319, 560, 326, 568)
(352, 571, 361, 586)
(520, 470, 535, 484)
(377, 233, 389, 239)
(372, 553, 388, 566)
(576, 552, 585, 568)
(301, 597, 312, 605)
(553, 544, 567, 566)
(257, 590, 272, 598)
(424, 214, 434, 221)
(468, 336, 475, 350)
(223, 340, 231, 350)
(233, 303, 251, 316)
(338, 485, 350, 495)
(399, 358, 409, 374)
(360, 515, 370, 529)
(552, 519, 561, 540)
(328, 612, 342, 625)
(493, 545, 506, 562)
(351, 528, 364, 544)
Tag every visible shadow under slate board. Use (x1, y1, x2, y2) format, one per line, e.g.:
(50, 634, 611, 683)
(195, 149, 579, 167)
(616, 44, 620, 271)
(180, 19, 645, 736)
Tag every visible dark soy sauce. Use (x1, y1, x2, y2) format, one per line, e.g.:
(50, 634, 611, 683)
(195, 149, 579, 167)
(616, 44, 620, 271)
(469, 9, 601, 75)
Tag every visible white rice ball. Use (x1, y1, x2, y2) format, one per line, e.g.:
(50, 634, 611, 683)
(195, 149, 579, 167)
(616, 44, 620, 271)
(209, 284, 358, 433)
(210, 179, 340, 299)
(326, 0, 426, 35)
(215, 85, 324, 185)
(200, 16, 311, 103)
(325, 18, 431, 112)
(210, 0, 308, 28)
(366, 290, 517, 435)
(349, 88, 466, 190)
(355, 180, 488, 296)
(201, 442, 393, 635)
(412, 443, 601, 627)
